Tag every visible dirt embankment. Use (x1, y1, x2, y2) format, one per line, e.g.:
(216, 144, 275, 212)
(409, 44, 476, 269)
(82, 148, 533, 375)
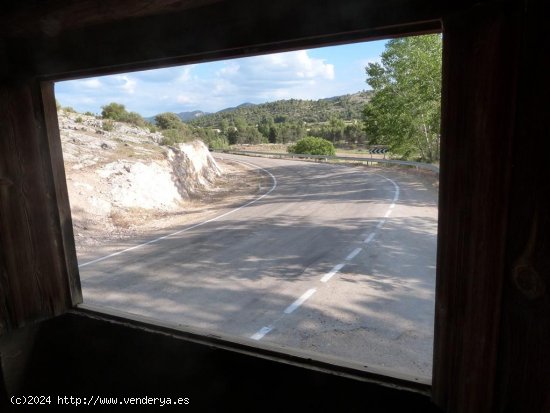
(59, 110, 261, 254)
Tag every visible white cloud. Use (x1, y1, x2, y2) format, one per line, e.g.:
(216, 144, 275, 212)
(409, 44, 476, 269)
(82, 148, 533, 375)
(176, 95, 192, 104)
(216, 63, 240, 77)
(176, 66, 194, 83)
(220, 50, 334, 82)
(206, 50, 336, 104)
(80, 78, 102, 89)
(55, 42, 385, 116)
(117, 75, 137, 94)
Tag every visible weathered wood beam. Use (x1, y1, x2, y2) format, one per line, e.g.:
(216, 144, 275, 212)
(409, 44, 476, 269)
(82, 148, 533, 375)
(495, 0, 550, 411)
(433, 2, 523, 412)
(5, 0, 466, 80)
(0, 0, 222, 38)
(0, 80, 81, 334)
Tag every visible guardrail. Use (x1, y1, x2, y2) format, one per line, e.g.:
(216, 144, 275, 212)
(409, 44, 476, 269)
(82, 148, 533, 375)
(217, 150, 439, 173)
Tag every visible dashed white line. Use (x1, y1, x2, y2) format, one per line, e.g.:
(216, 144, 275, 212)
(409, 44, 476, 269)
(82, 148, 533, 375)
(321, 263, 345, 283)
(284, 288, 317, 314)
(364, 233, 376, 244)
(249, 170, 402, 342)
(345, 247, 362, 261)
(251, 326, 273, 340)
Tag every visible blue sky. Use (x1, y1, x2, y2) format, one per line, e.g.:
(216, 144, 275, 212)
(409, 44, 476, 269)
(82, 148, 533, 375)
(55, 40, 386, 117)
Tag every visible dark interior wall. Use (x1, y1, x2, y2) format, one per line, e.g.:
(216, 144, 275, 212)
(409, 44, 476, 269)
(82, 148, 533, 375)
(0, 312, 442, 412)
(495, 0, 550, 411)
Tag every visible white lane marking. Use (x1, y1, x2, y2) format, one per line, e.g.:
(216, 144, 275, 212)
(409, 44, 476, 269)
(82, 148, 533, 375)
(321, 263, 345, 283)
(384, 209, 392, 218)
(364, 233, 376, 244)
(249, 169, 402, 342)
(78, 158, 277, 268)
(251, 326, 273, 340)
(284, 288, 316, 314)
(345, 247, 362, 261)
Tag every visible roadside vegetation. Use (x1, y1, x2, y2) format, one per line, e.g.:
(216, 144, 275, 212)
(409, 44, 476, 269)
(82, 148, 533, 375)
(363, 34, 441, 163)
(288, 137, 336, 156)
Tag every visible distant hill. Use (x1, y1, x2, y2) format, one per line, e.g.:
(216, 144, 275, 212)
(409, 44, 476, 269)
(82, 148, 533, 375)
(148, 91, 372, 127)
(218, 102, 256, 113)
(187, 91, 373, 128)
(177, 110, 210, 121)
(146, 110, 210, 124)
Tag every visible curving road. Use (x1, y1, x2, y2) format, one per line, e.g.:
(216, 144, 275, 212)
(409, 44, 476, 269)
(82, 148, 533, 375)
(78, 154, 438, 380)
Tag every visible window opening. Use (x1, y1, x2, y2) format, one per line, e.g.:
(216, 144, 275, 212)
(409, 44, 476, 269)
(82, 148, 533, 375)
(56, 34, 441, 381)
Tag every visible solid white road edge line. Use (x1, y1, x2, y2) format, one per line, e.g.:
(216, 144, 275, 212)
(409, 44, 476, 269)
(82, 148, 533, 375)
(78, 158, 277, 268)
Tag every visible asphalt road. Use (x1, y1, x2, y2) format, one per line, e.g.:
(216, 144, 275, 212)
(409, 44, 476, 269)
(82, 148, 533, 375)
(78, 154, 438, 380)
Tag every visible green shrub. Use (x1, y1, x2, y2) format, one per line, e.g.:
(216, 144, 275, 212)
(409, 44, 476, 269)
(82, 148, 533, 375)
(75, 116, 83, 123)
(63, 106, 77, 113)
(207, 135, 229, 151)
(102, 120, 115, 131)
(124, 111, 148, 127)
(101, 102, 127, 120)
(160, 129, 193, 146)
(101, 103, 147, 127)
(155, 112, 184, 130)
(146, 123, 158, 133)
(84, 111, 95, 116)
(288, 136, 335, 156)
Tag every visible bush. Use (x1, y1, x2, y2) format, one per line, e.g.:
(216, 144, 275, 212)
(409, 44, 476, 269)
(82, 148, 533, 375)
(124, 111, 148, 127)
(101, 102, 127, 120)
(63, 106, 77, 113)
(288, 137, 335, 156)
(207, 135, 229, 151)
(146, 123, 158, 133)
(75, 116, 83, 123)
(101, 103, 147, 127)
(155, 112, 184, 130)
(160, 128, 193, 146)
(102, 120, 115, 131)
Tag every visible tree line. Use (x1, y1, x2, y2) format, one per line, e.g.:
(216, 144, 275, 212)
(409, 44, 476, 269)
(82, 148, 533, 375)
(67, 34, 442, 162)
(189, 91, 372, 128)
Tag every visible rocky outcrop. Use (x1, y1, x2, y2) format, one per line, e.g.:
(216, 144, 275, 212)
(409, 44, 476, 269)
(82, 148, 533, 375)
(58, 109, 224, 249)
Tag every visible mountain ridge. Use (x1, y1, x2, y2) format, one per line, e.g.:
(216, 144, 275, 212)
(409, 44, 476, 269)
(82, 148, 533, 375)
(147, 90, 372, 126)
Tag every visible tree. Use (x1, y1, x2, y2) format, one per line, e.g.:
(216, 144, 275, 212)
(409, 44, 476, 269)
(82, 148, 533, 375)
(155, 112, 185, 130)
(326, 116, 345, 143)
(363, 34, 442, 162)
(101, 102, 127, 120)
(101, 102, 147, 127)
(344, 122, 366, 145)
